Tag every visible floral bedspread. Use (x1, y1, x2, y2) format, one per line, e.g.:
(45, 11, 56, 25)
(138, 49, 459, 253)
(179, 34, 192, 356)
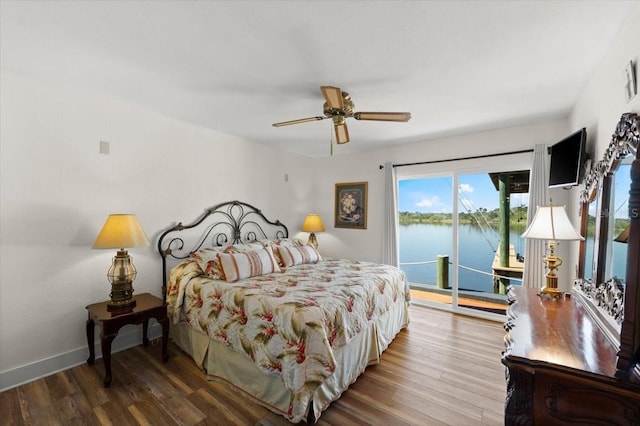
(166, 259, 409, 420)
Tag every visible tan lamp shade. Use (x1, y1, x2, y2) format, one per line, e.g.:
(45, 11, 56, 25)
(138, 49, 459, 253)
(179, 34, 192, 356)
(614, 223, 630, 243)
(301, 214, 325, 233)
(301, 214, 325, 249)
(93, 214, 151, 249)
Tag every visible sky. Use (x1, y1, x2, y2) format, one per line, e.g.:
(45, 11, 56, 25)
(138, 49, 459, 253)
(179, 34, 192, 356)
(613, 163, 632, 219)
(398, 173, 530, 213)
(586, 162, 631, 219)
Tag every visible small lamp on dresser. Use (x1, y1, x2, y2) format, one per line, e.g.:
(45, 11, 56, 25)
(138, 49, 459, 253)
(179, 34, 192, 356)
(521, 203, 584, 299)
(93, 214, 150, 311)
(614, 223, 630, 243)
(301, 214, 325, 249)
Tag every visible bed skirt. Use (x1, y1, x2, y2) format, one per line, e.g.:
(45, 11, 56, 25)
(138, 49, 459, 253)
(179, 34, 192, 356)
(169, 296, 409, 423)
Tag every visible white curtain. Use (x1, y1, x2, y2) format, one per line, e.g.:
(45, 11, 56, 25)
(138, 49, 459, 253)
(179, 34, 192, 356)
(382, 162, 399, 266)
(523, 144, 548, 288)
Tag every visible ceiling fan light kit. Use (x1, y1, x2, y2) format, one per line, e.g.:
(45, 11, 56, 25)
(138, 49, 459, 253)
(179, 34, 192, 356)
(273, 85, 411, 145)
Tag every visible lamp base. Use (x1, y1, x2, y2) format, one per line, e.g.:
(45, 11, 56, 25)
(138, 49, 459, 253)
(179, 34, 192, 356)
(538, 250, 564, 300)
(538, 286, 564, 300)
(107, 280, 136, 312)
(308, 232, 318, 249)
(107, 299, 136, 312)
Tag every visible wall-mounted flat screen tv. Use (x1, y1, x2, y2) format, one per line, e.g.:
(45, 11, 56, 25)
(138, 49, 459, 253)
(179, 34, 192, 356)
(548, 128, 587, 188)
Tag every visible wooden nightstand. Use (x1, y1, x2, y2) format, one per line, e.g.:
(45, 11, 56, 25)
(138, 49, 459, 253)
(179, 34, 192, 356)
(86, 292, 169, 387)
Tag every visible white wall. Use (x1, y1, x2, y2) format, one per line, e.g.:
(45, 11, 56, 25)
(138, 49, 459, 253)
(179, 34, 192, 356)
(0, 72, 314, 390)
(568, 5, 640, 270)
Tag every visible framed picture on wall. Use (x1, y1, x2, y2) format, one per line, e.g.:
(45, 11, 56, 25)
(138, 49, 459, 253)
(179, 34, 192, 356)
(335, 181, 368, 229)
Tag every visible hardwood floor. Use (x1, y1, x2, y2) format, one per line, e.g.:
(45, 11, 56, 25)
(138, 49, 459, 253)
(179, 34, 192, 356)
(0, 305, 507, 425)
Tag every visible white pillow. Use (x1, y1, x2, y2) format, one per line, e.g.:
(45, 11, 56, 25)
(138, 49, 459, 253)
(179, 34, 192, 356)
(217, 246, 281, 282)
(191, 241, 265, 278)
(277, 245, 322, 267)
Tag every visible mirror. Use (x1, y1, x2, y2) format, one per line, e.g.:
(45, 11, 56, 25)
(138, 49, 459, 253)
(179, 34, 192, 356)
(578, 196, 597, 282)
(575, 113, 639, 349)
(610, 160, 632, 284)
(578, 173, 609, 286)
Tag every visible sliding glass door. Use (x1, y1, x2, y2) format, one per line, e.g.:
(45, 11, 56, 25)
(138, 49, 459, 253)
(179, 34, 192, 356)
(398, 176, 454, 309)
(456, 172, 528, 315)
(397, 157, 531, 320)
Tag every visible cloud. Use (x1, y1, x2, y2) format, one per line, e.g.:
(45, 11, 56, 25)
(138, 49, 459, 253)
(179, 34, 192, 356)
(459, 183, 474, 193)
(416, 196, 440, 208)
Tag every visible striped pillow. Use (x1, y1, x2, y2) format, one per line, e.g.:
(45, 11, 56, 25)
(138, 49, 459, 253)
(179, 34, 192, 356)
(191, 242, 265, 279)
(217, 246, 281, 282)
(277, 245, 322, 267)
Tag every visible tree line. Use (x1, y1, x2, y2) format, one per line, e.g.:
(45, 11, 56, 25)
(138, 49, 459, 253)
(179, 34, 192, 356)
(400, 208, 629, 239)
(399, 206, 528, 226)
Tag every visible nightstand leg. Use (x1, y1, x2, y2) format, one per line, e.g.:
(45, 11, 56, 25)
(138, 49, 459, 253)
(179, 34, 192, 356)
(159, 316, 169, 362)
(142, 319, 149, 346)
(86, 318, 95, 365)
(101, 334, 116, 387)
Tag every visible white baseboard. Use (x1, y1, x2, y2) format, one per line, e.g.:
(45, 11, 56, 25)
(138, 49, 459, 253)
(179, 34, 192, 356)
(0, 322, 164, 392)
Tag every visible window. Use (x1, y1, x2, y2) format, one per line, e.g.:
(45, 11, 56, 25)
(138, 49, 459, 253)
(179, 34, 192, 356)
(395, 153, 532, 320)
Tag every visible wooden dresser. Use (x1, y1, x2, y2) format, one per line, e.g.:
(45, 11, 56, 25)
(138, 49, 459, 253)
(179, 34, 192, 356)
(502, 286, 640, 425)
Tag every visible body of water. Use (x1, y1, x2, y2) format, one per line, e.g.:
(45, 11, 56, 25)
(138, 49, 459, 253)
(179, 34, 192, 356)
(400, 223, 628, 293)
(399, 223, 524, 293)
(584, 238, 627, 282)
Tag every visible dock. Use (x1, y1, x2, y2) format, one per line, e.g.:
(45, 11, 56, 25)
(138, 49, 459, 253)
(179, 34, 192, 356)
(409, 288, 508, 314)
(492, 244, 524, 293)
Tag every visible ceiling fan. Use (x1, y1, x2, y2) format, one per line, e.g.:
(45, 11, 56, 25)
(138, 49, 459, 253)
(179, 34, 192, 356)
(272, 86, 411, 144)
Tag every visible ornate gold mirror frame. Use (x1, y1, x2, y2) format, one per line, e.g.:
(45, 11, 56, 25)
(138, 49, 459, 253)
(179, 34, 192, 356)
(575, 112, 639, 377)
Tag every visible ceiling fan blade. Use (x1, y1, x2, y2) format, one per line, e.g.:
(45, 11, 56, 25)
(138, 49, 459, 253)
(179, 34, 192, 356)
(335, 122, 350, 144)
(353, 112, 412, 122)
(272, 116, 326, 127)
(321, 86, 344, 110)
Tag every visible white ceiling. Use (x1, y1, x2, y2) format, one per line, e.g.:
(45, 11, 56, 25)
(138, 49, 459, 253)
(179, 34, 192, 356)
(1, 1, 638, 158)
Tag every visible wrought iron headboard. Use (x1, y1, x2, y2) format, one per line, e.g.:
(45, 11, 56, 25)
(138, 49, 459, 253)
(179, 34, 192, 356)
(157, 200, 288, 301)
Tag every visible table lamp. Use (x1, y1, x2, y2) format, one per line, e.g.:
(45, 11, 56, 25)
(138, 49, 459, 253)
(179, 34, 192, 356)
(93, 214, 150, 311)
(614, 223, 630, 243)
(521, 204, 584, 299)
(301, 214, 325, 249)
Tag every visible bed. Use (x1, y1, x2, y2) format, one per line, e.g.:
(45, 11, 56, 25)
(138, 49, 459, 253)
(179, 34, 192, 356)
(158, 201, 410, 423)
